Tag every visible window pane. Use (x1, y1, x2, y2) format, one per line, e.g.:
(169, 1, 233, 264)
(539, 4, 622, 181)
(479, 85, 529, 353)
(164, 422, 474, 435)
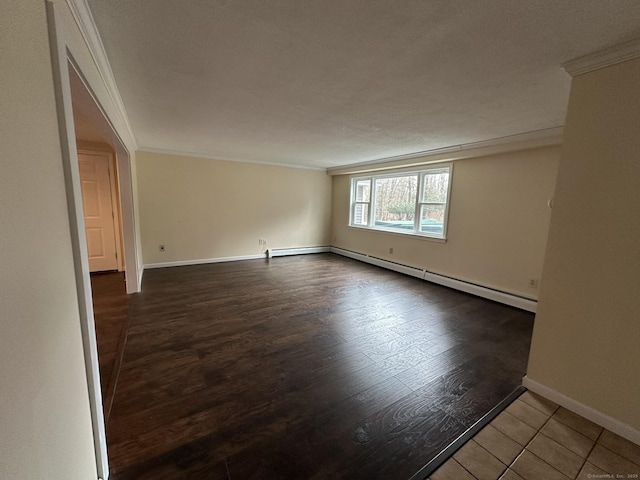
(374, 175, 418, 231)
(355, 180, 371, 202)
(423, 171, 450, 202)
(353, 203, 369, 226)
(420, 204, 445, 236)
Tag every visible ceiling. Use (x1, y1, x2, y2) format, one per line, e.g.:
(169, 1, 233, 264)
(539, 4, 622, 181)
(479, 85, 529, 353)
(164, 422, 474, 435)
(85, 0, 640, 169)
(73, 105, 109, 144)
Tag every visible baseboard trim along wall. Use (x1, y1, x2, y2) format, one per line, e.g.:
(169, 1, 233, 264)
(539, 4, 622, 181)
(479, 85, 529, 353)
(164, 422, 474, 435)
(144, 246, 331, 270)
(145, 253, 266, 269)
(330, 247, 537, 312)
(522, 376, 640, 446)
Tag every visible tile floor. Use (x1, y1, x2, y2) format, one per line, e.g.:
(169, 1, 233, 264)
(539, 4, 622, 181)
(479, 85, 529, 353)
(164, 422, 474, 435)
(429, 390, 640, 480)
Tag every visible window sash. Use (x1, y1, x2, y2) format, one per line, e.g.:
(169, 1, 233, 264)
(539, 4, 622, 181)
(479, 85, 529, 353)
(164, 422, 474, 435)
(349, 165, 452, 239)
(352, 201, 370, 226)
(372, 174, 418, 233)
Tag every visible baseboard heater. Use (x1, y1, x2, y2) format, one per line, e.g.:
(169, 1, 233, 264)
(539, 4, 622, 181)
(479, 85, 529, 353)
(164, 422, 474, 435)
(330, 247, 537, 313)
(267, 246, 331, 258)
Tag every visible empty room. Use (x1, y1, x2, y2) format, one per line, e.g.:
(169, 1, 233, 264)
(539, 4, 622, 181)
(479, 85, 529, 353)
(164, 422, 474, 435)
(2, 1, 640, 480)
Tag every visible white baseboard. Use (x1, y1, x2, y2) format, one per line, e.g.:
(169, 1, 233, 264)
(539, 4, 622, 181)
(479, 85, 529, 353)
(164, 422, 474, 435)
(330, 247, 537, 312)
(268, 246, 331, 257)
(522, 376, 640, 446)
(144, 246, 332, 269)
(144, 253, 266, 269)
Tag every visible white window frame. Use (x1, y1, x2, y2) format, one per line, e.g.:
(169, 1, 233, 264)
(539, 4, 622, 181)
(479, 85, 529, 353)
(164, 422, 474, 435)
(350, 176, 372, 227)
(349, 164, 453, 240)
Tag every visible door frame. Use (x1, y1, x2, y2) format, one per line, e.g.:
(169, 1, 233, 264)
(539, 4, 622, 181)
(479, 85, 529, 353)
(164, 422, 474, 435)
(46, 2, 141, 478)
(69, 60, 140, 290)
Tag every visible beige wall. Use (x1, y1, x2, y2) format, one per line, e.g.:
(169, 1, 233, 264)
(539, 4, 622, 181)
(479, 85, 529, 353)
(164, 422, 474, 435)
(0, 1, 97, 478)
(331, 146, 560, 299)
(527, 58, 640, 431)
(137, 151, 332, 265)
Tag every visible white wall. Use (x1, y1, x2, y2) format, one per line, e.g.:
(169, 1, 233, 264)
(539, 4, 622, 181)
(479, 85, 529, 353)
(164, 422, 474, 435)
(0, 1, 97, 478)
(527, 57, 640, 433)
(137, 151, 332, 265)
(331, 146, 560, 299)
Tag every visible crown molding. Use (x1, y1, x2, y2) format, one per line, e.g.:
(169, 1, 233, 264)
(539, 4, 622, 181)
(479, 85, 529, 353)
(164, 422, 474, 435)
(562, 37, 640, 77)
(327, 127, 563, 176)
(136, 146, 328, 171)
(65, 0, 138, 149)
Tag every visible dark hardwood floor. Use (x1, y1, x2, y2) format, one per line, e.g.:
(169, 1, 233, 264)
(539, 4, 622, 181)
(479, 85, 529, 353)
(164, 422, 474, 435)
(92, 253, 534, 480)
(91, 271, 130, 421)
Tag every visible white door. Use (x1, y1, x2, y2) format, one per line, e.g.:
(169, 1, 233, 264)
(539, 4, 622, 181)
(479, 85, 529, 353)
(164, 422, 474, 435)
(79, 152, 118, 272)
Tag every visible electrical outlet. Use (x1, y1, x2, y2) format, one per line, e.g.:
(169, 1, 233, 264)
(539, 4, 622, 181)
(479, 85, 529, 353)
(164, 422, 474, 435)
(528, 278, 538, 289)
(159, 244, 165, 252)
(389, 247, 394, 254)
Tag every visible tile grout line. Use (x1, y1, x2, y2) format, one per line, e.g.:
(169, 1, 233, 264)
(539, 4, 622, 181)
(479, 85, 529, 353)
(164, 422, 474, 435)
(571, 428, 602, 479)
(502, 406, 575, 479)
(522, 434, 580, 478)
(592, 438, 640, 471)
(551, 408, 600, 441)
(463, 438, 509, 479)
(452, 456, 481, 480)
(519, 394, 560, 417)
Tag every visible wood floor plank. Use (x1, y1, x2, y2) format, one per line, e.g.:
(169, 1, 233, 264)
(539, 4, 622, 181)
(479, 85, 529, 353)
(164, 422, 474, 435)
(91, 253, 534, 479)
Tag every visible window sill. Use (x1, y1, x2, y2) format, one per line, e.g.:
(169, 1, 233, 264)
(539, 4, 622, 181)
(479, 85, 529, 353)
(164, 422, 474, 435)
(347, 225, 447, 243)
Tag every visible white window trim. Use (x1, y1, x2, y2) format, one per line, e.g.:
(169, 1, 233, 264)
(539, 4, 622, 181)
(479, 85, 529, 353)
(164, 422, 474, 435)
(349, 164, 453, 240)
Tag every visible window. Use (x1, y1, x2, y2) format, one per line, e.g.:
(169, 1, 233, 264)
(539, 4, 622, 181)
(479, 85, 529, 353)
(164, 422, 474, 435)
(352, 179, 371, 226)
(349, 165, 452, 239)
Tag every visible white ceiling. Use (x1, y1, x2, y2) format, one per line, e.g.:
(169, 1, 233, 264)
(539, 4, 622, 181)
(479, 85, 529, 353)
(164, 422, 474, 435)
(86, 0, 640, 169)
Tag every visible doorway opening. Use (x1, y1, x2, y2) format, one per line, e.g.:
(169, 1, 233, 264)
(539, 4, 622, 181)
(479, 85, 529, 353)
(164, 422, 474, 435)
(71, 72, 134, 429)
(77, 148, 123, 274)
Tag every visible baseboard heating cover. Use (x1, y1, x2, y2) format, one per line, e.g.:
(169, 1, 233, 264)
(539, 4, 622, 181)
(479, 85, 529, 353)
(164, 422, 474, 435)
(330, 247, 537, 312)
(268, 246, 331, 257)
